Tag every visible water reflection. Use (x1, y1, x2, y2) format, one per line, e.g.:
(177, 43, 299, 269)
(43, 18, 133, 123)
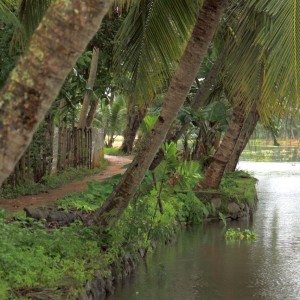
(110, 162, 300, 300)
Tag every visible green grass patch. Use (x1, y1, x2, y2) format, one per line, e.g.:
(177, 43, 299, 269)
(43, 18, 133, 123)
(0, 213, 106, 299)
(0, 159, 108, 199)
(220, 170, 257, 206)
(103, 147, 124, 156)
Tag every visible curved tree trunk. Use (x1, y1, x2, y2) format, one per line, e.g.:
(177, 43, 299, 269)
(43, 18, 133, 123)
(0, 0, 112, 187)
(78, 47, 100, 128)
(121, 104, 147, 154)
(149, 50, 224, 170)
(195, 105, 246, 190)
(225, 108, 259, 172)
(93, 0, 229, 228)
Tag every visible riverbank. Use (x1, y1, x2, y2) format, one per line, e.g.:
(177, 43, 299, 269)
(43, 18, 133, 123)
(0, 162, 257, 299)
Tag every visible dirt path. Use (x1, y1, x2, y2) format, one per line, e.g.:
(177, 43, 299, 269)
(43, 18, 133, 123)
(0, 155, 132, 213)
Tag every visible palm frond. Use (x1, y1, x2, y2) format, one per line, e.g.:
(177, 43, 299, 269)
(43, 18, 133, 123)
(0, 0, 20, 27)
(223, 1, 300, 122)
(114, 0, 203, 103)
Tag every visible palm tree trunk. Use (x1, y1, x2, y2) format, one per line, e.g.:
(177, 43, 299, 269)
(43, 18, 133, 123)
(225, 108, 259, 172)
(86, 97, 99, 128)
(92, 0, 228, 227)
(0, 0, 112, 187)
(78, 47, 100, 128)
(121, 104, 147, 154)
(149, 50, 224, 170)
(195, 105, 246, 190)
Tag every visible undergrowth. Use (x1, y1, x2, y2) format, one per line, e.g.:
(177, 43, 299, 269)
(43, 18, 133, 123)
(220, 170, 257, 205)
(0, 143, 257, 298)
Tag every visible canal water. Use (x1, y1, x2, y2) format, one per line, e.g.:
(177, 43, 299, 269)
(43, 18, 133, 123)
(109, 162, 300, 300)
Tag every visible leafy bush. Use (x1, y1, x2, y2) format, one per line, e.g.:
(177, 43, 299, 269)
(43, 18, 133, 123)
(0, 216, 106, 298)
(220, 171, 257, 205)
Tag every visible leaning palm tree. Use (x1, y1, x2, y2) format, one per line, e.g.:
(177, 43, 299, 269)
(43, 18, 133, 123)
(93, 0, 229, 227)
(0, 0, 113, 187)
(196, 0, 300, 189)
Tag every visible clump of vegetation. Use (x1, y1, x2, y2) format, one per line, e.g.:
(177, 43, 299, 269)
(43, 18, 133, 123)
(0, 212, 105, 299)
(220, 170, 257, 206)
(0, 140, 258, 298)
(225, 228, 257, 241)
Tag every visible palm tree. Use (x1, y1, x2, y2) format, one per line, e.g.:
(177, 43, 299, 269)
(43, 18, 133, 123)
(196, 0, 300, 189)
(0, 0, 113, 187)
(149, 50, 225, 170)
(225, 107, 259, 172)
(92, 0, 229, 227)
(120, 103, 147, 153)
(78, 47, 100, 128)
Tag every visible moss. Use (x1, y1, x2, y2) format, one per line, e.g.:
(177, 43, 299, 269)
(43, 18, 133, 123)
(10, 69, 34, 87)
(29, 43, 45, 61)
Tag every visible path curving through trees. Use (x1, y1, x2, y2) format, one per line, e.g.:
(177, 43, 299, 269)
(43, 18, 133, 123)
(0, 155, 132, 213)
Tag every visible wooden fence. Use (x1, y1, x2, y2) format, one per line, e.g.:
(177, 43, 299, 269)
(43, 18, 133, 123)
(3, 127, 104, 187)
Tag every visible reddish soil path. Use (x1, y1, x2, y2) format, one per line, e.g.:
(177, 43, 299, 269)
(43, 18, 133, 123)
(0, 155, 132, 212)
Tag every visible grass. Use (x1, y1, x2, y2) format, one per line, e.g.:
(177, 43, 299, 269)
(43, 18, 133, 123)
(103, 147, 125, 156)
(0, 159, 108, 199)
(220, 170, 257, 206)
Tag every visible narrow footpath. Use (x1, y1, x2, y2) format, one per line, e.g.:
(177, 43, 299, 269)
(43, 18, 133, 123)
(0, 155, 132, 212)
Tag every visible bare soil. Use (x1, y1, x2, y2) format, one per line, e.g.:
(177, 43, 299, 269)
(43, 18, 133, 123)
(0, 155, 132, 213)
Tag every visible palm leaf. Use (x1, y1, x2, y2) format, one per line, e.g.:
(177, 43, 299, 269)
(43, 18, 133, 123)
(223, 1, 300, 122)
(0, 0, 20, 27)
(114, 0, 203, 103)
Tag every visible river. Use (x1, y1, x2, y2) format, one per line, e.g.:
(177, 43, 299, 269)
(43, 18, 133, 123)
(109, 162, 300, 300)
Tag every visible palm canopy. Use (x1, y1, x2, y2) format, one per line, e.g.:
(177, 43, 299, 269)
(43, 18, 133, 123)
(114, 0, 203, 103)
(222, 0, 300, 122)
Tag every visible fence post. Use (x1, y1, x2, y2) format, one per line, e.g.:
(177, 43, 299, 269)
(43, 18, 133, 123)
(91, 128, 104, 168)
(51, 127, 59, 174)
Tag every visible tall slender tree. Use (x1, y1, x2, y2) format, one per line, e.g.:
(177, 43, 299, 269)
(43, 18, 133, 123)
(225, 108, 259, 172)
(93, 0, 229, 228)
(78, 47, 100, 128)
(120, 103, 147, 153)
(149, 51, 225, 170)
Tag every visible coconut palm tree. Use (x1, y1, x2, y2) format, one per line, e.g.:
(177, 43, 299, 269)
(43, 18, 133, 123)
(225, 107, 259, 173)
(93, 0, 229, 227)
(196, 0, 300, 189)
